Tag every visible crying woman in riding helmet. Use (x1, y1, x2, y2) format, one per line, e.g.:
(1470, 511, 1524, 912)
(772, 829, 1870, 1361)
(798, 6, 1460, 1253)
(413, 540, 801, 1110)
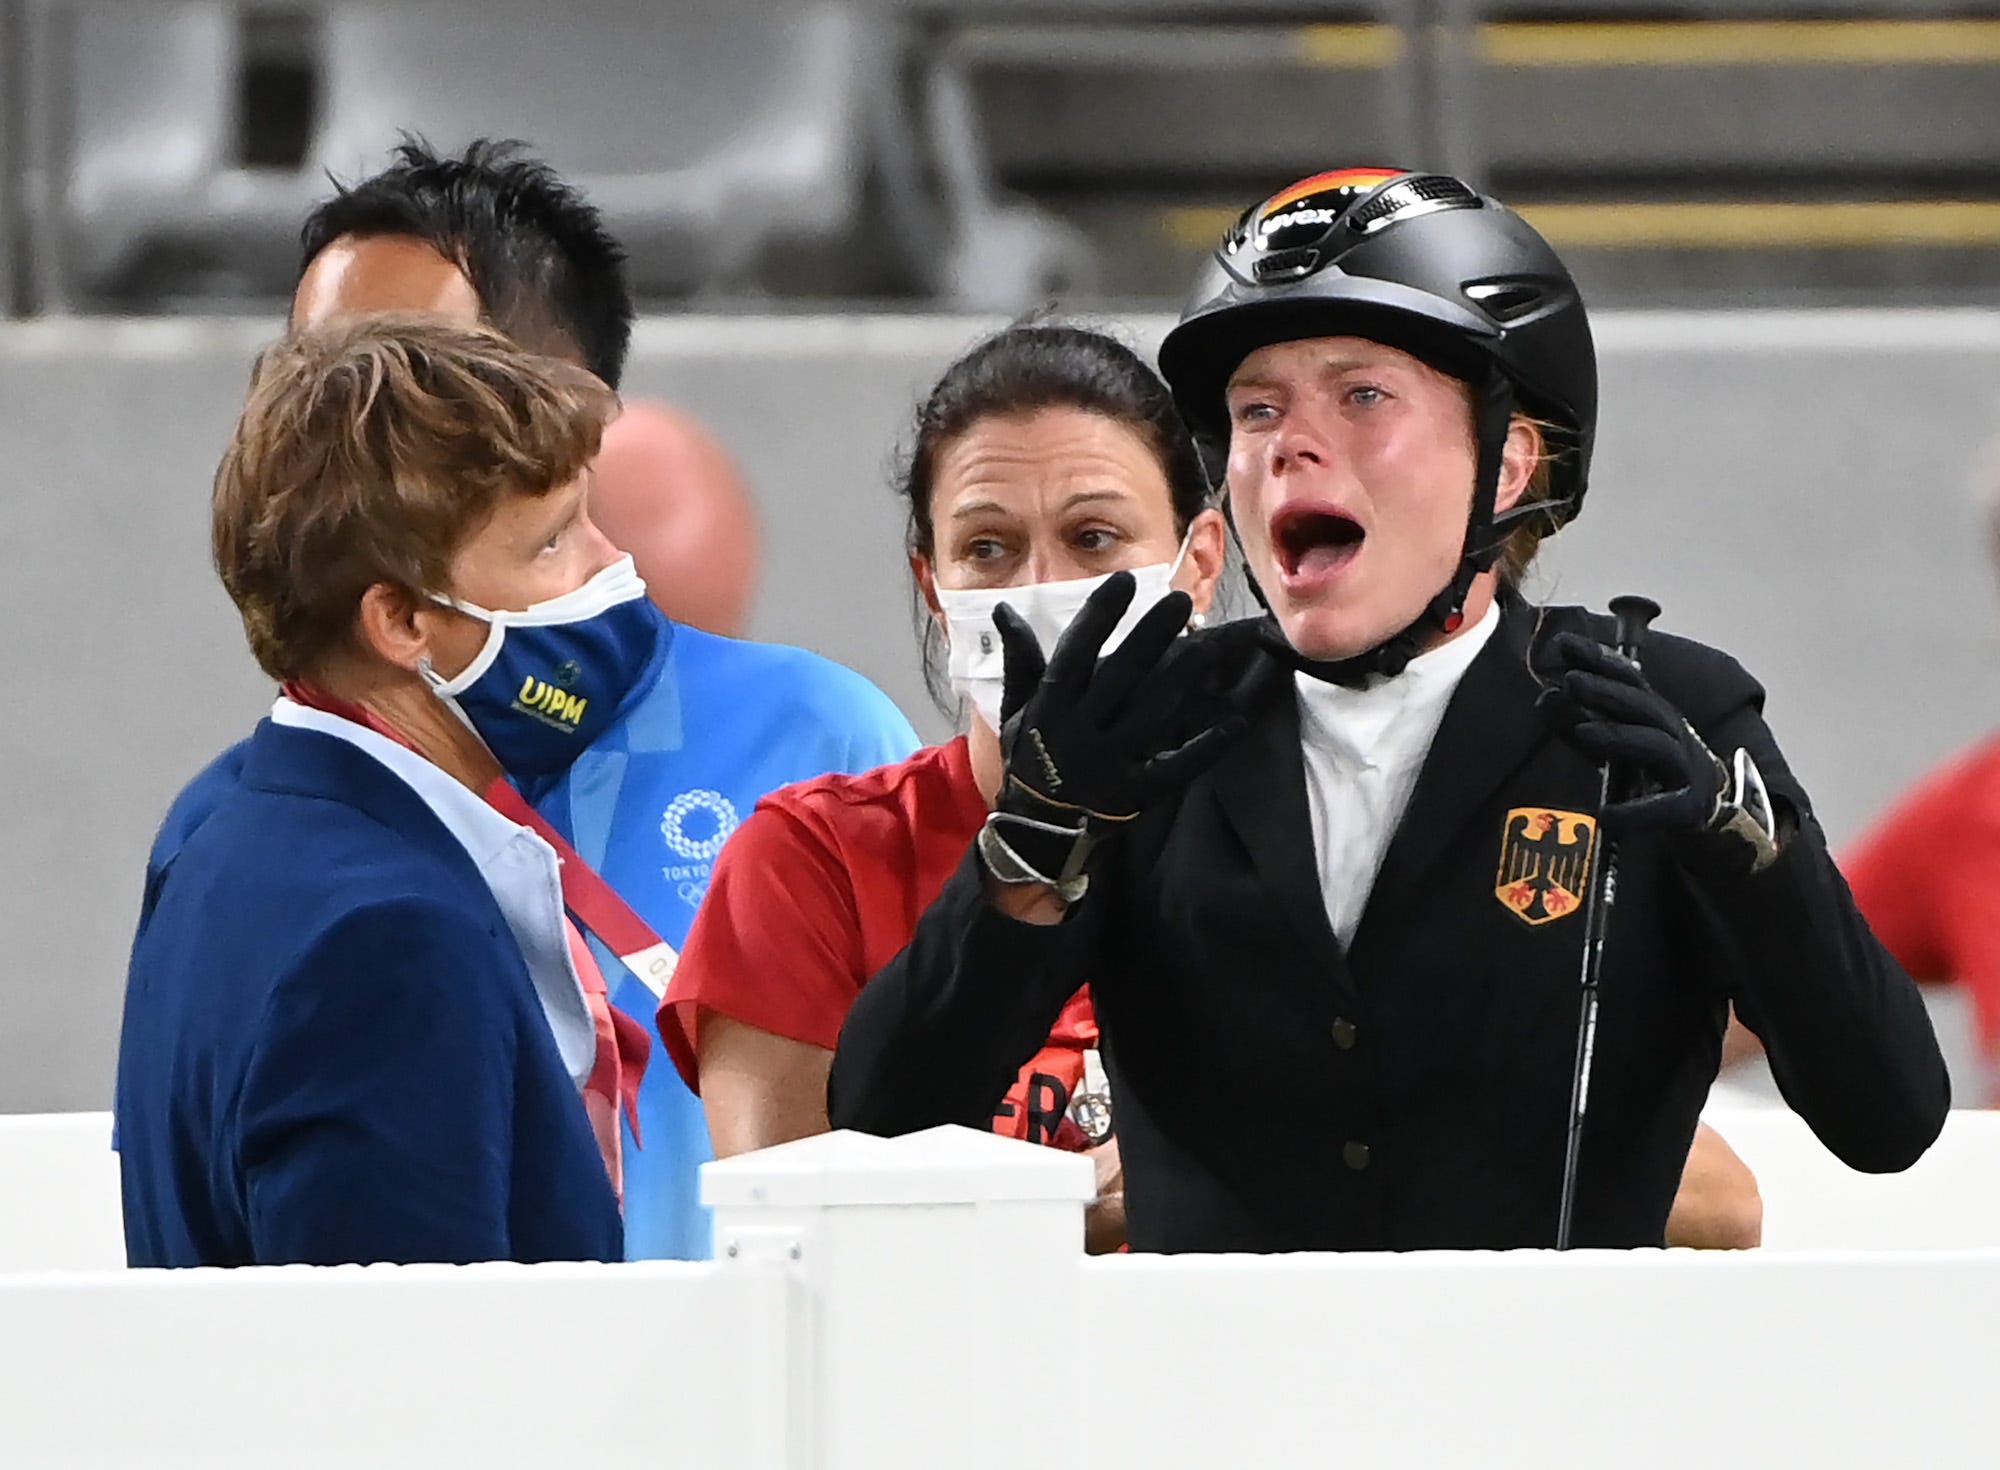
(826, 168, 1950, 1255)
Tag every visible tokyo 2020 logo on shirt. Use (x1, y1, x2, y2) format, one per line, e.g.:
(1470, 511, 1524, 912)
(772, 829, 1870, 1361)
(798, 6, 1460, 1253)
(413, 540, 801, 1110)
(660, 789, 740, 906)
(660, 790, 739, 860)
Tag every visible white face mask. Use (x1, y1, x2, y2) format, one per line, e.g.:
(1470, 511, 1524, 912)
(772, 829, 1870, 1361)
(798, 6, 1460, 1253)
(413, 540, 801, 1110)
(938, 532, 1195, 731)
(418, 554, 649, 698)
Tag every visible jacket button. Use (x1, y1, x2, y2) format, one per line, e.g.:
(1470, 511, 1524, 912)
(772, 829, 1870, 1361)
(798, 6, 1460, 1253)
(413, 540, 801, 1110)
(1343, 1141, 1371, 1171)
(1331, 1018, 1358, 1050)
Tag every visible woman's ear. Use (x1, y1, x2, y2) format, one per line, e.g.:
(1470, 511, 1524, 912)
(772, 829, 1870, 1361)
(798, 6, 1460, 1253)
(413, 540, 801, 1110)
(1494, 415, 1546, 516)
(911, 552, 944, 627)
(1180, 506, 1229, 620)
(354, 583, 431, 673)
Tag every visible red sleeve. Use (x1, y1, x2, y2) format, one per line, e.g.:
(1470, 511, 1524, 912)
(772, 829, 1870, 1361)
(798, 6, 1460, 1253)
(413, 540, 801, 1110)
(1842, 770, 1958, 982)
(659, 802, 865, 1092)
(1844, 752, 2000, 1089)
(1936, 820, 2000, 1053)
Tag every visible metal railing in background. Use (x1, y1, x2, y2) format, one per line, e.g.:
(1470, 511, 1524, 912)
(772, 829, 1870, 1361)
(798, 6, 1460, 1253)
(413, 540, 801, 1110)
(4, 0, 1114, 316)
(4, 1, 2000, 317)
(0, 1, 13, 315)
(13, 1, 78, 317)
(8, 1, 1353, 317)
(2, 11, 32, 313)
(1428, 0, 2000, 189)
(5, 0, 84, 317)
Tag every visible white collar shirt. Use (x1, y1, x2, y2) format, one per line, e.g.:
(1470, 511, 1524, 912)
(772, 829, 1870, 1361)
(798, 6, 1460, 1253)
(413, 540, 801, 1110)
(270, 697, 597, 1086)
(1293, 602, 1500, 950)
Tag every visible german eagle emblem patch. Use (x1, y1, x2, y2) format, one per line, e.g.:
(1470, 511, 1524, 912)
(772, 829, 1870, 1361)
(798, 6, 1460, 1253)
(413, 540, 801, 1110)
(1495, 808, 1597, 925)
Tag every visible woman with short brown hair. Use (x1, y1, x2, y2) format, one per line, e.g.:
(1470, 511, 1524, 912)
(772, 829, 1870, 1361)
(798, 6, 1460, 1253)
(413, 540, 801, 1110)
(117, 315, 650, 1267)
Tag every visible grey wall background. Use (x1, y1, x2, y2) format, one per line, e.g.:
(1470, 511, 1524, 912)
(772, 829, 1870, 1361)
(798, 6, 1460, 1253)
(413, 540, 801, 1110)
(4, 309, 1997, 1112)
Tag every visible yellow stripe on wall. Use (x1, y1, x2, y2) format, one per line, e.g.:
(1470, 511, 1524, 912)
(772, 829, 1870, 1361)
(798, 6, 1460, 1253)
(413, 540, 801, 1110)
(1162, 202, 2000, 253)
(1485, 19, 2000, 68)
(1292, 19, 2000, 71)
(1519, 201, 2000, 249)
(1293, 24, 1405, 68)
(1163, 206, 1249, 251)
(1488, 19, 2000, 68)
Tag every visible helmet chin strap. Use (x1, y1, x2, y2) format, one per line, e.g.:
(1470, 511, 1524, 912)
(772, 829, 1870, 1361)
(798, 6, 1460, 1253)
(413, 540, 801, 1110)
(1240, 370, 1521, 689)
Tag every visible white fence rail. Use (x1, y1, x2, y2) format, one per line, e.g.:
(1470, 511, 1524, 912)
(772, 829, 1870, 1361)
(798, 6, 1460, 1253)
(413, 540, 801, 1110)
(1083, 1249, 2000, 1469)
(0, 1260, 787, 1470)
(3, 1113, 1999, 1467)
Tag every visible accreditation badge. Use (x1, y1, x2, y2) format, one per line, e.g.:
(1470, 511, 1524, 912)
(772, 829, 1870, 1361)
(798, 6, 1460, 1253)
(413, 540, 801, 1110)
(1068, 1048, 1114, 1146)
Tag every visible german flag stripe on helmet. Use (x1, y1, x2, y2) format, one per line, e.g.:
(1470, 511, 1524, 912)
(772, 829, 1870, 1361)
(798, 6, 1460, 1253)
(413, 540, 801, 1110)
(1263, 168, 1407, 216)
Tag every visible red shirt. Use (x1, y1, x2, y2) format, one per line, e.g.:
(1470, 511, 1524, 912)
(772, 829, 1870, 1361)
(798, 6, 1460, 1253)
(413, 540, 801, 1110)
(1844, 734, 2000, 1097)
(662, 737, 1098, 1146)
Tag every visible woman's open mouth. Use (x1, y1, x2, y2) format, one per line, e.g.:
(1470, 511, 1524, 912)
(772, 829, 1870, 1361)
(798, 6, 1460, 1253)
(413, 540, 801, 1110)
(1269, 503, 1366, 588)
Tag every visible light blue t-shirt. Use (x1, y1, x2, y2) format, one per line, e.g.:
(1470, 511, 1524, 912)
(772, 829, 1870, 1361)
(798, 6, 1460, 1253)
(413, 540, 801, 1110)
(534, 617, 919, 1260)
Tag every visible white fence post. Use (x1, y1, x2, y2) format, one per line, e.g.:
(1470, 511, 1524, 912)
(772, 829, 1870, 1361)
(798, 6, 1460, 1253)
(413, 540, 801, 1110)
(704, 1125, 1094, 1470)
(0, 1112, 124, 1272)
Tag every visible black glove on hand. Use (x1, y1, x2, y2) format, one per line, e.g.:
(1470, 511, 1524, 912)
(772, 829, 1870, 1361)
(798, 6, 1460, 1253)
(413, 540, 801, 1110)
(1537, 631, 1781, 876)
(983, 572, 1273, 900)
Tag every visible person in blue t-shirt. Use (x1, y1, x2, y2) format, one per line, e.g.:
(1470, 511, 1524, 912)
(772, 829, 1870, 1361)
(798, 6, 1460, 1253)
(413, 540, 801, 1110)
(144, 142, 920, 1260)
(535, 620, 914, 1259)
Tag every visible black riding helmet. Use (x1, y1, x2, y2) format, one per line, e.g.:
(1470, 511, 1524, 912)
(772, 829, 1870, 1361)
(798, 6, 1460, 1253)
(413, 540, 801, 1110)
(1157, 167, 1597, 681)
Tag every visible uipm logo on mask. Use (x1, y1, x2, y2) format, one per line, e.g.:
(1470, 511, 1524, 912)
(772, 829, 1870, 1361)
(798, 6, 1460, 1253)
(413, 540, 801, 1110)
(514, 657, 590, 729)
(513, 673, 590, 730)
(420, 555, 663, 777)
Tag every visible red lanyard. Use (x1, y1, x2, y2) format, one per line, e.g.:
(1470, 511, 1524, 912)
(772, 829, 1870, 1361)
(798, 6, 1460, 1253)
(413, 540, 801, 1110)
(279, 684, 680, 1000)
(481, 780, 679, 998)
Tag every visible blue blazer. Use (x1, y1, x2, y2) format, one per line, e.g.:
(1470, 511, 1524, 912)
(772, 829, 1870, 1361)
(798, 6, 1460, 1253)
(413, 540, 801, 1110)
(117, 720, 622, 1267)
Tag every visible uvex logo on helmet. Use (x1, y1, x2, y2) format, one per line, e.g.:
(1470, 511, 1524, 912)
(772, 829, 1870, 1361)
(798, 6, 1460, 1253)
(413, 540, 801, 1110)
(1225, 168, 1478, 283)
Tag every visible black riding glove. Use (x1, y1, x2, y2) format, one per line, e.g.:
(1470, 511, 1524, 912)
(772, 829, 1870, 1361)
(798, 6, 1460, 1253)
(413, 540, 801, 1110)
(1536, 631, 1782, 877)
(980, 573, 1273, 901)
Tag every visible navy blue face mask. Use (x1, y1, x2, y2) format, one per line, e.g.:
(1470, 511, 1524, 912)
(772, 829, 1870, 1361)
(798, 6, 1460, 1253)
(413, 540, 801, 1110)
(420, 555, 662, 777)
